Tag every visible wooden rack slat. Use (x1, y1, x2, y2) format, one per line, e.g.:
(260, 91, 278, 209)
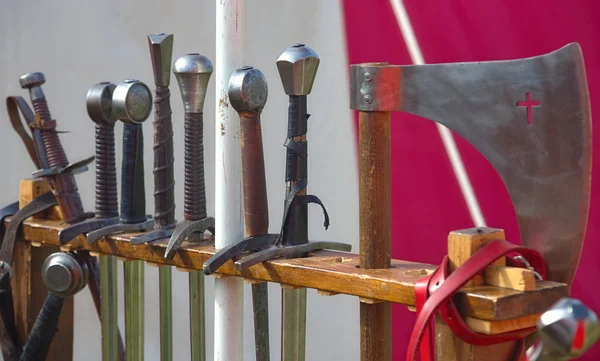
(13, 218, 568, 322)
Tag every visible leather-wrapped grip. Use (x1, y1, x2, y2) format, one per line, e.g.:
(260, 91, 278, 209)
(152, 86, 176, 228)
(282, 95, 309, 247)
(121, 123, 147, 224)
(18, 293, 64, 361)
(240, 111, 269, 237)
(184, 112, 207, 221)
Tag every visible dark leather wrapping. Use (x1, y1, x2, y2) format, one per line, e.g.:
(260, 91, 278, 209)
(152, 86, 176, 228)
(184, 112, 207, 221)
(121, 123, 147, 224)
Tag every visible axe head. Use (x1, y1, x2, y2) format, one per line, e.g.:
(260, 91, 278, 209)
(351, 43, 592, 286)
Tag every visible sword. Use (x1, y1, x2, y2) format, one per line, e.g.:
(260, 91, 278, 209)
(6, 71, 103, 359)
(229, 66, 271, 361)
(130, 33, 175, 361)
(19, 252, 89, 361)
(166, 52, 214, 361)
(87, 79, 154, 361)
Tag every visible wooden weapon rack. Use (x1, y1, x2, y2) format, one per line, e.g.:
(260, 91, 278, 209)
(8, 178, 568, 361)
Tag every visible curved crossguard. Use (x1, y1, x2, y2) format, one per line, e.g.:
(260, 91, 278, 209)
(164, 53, 215, 259)
(526, 298, 600, 360)
(350, 43, 592, 286)
(58, 82, 121, 244)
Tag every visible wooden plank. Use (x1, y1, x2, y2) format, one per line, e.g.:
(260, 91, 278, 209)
(10, 218, 569, 323)
(466, 313, 543, 335)
(485, 266, 536, 291)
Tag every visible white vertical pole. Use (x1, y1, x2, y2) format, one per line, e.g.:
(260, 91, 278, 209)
(214, 1, 244, 361)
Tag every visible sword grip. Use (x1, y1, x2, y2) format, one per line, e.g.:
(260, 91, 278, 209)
(95, 124, 118, 219)
(184, 112, 207, 221)
(153, 86, 176, 228)
(18, 293, 64, 361)
(239, 111, 269, 237)
(121, 123, 146, 224)
(32, 98, 85, 221)
(283, 95, 308, 247)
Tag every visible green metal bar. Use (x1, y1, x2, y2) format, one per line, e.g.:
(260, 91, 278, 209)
(160, 266, 173, 361)
(281, 288, 307, 361)
(125, 260, 144, 361)
(189, 270, 205, 361)
(100, 255, 119, 361)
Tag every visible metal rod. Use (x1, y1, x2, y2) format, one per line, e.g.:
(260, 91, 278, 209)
(281, 288, 307, 361)
(124, 260, 144, 361)
(100, 255, 119, 361)
(214, 1, 245, 361)
(189, 270, 206, 361)
(159, 266, 173, 361)
(358, 110, 392, 361)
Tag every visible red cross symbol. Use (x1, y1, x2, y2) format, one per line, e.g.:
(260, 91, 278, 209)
(517, 92, 541, 125)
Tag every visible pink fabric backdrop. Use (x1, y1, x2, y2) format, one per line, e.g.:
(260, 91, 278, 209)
(341, 1, 600, 359)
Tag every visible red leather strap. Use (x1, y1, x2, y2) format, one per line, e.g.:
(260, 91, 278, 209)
(407, 239, 546, 361)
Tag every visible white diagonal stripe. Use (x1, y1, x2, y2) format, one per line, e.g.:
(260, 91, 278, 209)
(390, 0, 487, 227)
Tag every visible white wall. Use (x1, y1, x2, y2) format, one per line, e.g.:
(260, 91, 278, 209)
(0, 1, 359, 360)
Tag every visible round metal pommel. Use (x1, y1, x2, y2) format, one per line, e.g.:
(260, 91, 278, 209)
(538, 298, 600, 358)
(41, 252, 89, 298)
(86, 82, 117, 126)
(173, 53, 213, 113)
(19, 72, 46, 89)
(228, 66, 268, 113)
(276, 43, 320, 96)
(112, 79, 153, 124)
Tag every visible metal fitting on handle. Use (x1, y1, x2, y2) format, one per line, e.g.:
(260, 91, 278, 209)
(173, 53, 213, 113)
(112, 80, 153, 124)
(87, 82, 118, 126)
(148, 33, 174, 88)
(276, 43, 320, 96)
(19, 72, 46, 101)
(228, 66, 268, 113)
(41, 252, 89, 298)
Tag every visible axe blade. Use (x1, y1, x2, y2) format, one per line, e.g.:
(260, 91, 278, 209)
(352, 43, 592, 286)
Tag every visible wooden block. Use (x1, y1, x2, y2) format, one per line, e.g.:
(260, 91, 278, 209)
(89, 251, 101, 257)
(116, 256, 129, 262)
(244, 278, 265, 285)
(175, 266, 192, 273)
(211, 273, 230, 279)
(484, 266, 536, 291)
(281, 283, 302, 290)
(317, 290, 340, 296)
(448, 227, 506, 286)
(31, 241, 42, 248)
(146, 261, 162, 268)
(359, 297, 383, 304)
(435, 314, 518, 361)
(59, 246, 71, 252)
(407, 305, 417, 312)
(19, 178, 63, 220)
(465, 313, 542, 335)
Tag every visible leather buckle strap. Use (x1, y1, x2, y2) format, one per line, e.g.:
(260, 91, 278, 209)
(408, 239, 547, 361)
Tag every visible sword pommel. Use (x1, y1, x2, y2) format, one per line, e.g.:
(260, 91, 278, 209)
(112, 79, 153, 124)
(19, 71, 46, 101)
(534, 298, 600, 359)
(86, 82, 118, 126)
(41, 252, 89, 298)
(147, 33, 174, 87)
(276, 43, 320, 96)
(173, 53, 213, 113)
(228, 66, 268, 113)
